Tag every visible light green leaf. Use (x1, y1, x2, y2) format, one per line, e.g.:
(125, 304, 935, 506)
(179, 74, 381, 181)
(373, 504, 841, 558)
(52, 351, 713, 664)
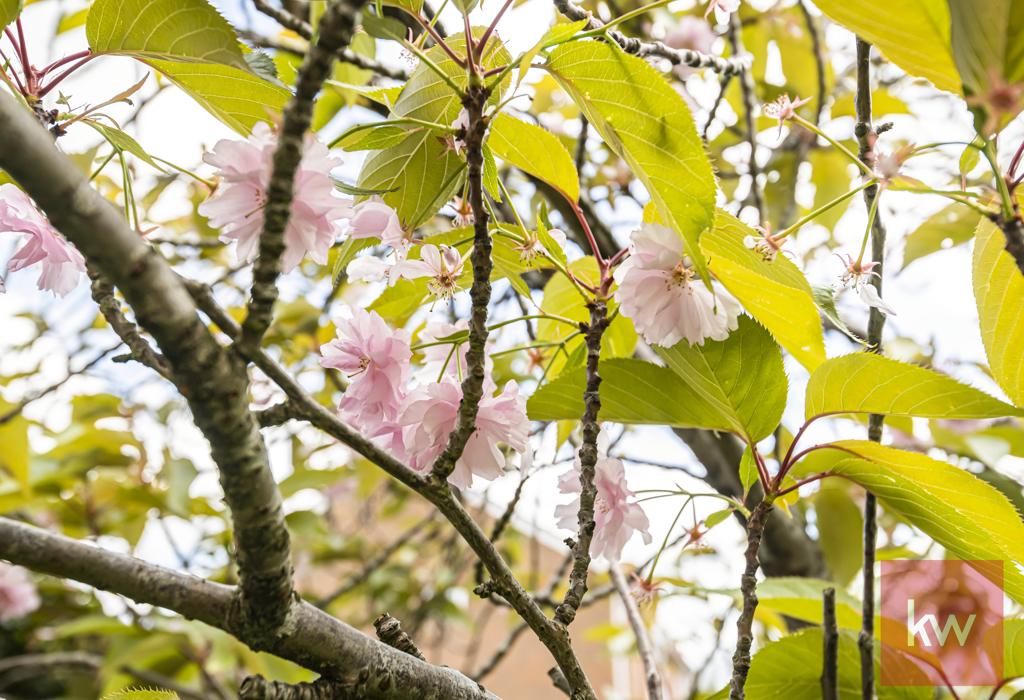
(655, 316, 786, 442)
(792, 441, 1024, 605)
(702, 211, 826, 370)
(901, 204, 978, 268)
(813, 284, 863, 345)
(358, 31, 509, 228)
(335, 123, 426, 151)
(488, 113, 579, 202)
(810, 0, 959, 94)
(754, 577, 863, 629)
(1, 0, 21, 30)
(529, 317, 783, 439)
(0, 400, 30, 496)
(145, 59, 291, 135)
(86, 0, 246, 69)
(102, 690, 179, 700)
(536, 257, 636, 377)
(83, 121, 164, 171)
(814, 486, 864, 588)
(973, 217, 1024, 406)
(742, 628, 931, 699)
(804, 353, 1023, 420)
(516, 19, 588, 87)
(738, 445, 759, 493)
(546, 40, 715, 278)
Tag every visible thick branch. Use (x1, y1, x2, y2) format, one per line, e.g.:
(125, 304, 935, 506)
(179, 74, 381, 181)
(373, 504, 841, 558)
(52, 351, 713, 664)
(187, 282, 598, 699)
(431, 83, 493, 481)
(0, 91, 293, 646)
(239, 0, 367, 351)
(728, 499, 772, 699)
(0, 517, 499, 700)
(609, 564, 663, 700)
(552, 0, 749, 75)
(555, 301, 609, 626)
(854, 37, 886, 700)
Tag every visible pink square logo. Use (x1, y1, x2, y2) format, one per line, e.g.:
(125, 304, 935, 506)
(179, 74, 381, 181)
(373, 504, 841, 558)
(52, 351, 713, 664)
(880, 560, 1004, 686)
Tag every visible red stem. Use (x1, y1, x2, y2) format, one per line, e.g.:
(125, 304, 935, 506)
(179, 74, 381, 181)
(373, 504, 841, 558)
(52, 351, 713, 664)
(38, 55, 96, 96)
(463, 14, 477, 75)
(751, 446, 772, 492)
(569, 199, 606, 268)
(38, 49, 92, 78)
(773, 470, 832, 498)
(780, 442, 866, 486)
(413, 14, 464, 68)
(475, 0, 515, 60)
(0, 46, 27, 94)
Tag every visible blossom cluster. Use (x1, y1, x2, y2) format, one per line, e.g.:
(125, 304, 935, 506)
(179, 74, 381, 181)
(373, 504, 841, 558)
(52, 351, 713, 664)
(0, 562, 40, 622)
(0, 184, 86, 296)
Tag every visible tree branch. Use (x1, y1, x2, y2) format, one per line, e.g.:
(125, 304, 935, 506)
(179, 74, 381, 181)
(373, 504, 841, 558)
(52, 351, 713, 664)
(821, 587, 839, 700)
(854, 37, 886, 700)
(555, 300, 608, 626)
(727, 14, 765, 222)
(609, 563, 663, 700)
(239, 0, 367, 351)
(728, 498, 772, 699)
(431, 82, 494, 482)
(0, 517, 500, 700)
(552, 0, 749, 76)
(0, 91, 293, 646)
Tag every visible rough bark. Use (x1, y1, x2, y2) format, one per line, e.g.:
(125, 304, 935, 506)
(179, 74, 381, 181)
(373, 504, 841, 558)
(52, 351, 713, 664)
(728, 500, 772, 699)
(0, 90, 293, 646)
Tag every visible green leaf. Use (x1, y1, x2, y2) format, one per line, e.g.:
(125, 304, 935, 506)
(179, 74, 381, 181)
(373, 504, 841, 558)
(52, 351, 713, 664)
(358, 31, 509, 228)
(810, 0, 959, 94)
(145, 59, 291, 135)
(702, 211, 826, 370)
(792, 441, 1024, 605)
(901, 204, 978, 269)
(83, 121, 164, 171)
(743, 628, 931, 699)
(814, 486, 864, 588)
(738, 445, 759, 494)
(516, 19, 588, 87)
(0, 400, 30, 496)
(86, 0, 247, 69)
(488, 113, 579, 202)
(545, 40, 715, 278)
(102, 690, 179, 700)
(528, 317, 784, 440)
(754, 577, 863, 629)
(973, 217, 1024, 406)
(382, 0, 423, 12)
(1, 0, 21, 30)
(812, 284, 863, 345)
(536, 258, 636, 377)
(804, 353, 1023, 420)
(655, 316, 786, 442)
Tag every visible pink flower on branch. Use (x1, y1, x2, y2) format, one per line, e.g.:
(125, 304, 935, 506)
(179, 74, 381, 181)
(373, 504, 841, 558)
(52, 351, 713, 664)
(348, 198, 405, 250)
(320, 307, 412, 428)
(763, 94, 812, 139)
(199, 122, 352, 273)
(0, 562, 40, 622)
(704, 0, 739, 25)
(399, 377, 529, 489)
(613, 223, 740, 347)
(0, 184, 85, 296)
(837, 253, 896, 316)
(556, 454, 652, 562)
(393, 243, 465, 300)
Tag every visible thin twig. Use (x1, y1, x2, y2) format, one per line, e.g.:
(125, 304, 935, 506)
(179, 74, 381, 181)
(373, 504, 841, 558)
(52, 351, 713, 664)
(610, 563, 664, 700)
(854, 37, 886, 700)
(555, 301, 609, 626)
(821, 587, 839, 700)
(552, 0, 748, 76)
(728, 499, 772, 699)
(728, 14, 764, 222)
(239, 0, 367, 352)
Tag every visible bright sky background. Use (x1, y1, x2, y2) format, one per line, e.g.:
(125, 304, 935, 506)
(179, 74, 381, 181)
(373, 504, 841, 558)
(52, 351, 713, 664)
(3, 0, 1023, 695)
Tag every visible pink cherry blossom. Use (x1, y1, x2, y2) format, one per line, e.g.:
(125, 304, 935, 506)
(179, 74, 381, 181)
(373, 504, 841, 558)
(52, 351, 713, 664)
(516, 227, 567, 265)
(0, 184, 85, 296)
(837, 253, 896, 316)
(555, 454, 652, 561)
(450, 197, 474, 227)
(199, 122, 351, 273)
(0, 562, 40, 622)
(393, 243, 465, 299)
(348, 198, 405, 250)
(763, 94, 812, 138)
(320, 307, 411, 427)
(704, 0, 739, 25)
(613, 223, 740, 347)
(664, 17, 716, 79)
(399, 377, 529, 489)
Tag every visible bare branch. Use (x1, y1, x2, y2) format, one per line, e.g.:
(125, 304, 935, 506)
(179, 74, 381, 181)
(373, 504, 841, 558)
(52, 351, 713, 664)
(728, 499, 772, 699)
(0, 91, 293, 646)
(0, 517, 501, 700)
(239, 0, 368, 351)
(609, 564, 663, 700)
(88, 266, 172, 380)
(821, 587, 839, 700)
(553, 0, 749, 76)
(555, 300, 608, 626)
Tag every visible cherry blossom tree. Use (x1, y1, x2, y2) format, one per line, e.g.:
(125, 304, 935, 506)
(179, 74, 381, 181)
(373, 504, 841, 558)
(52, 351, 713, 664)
(1, 0, 1023, 698)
